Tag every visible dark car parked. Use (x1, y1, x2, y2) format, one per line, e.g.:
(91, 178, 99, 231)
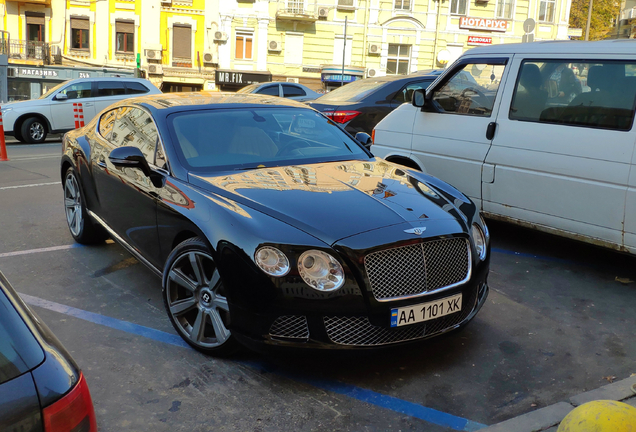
(0, 272, 97, 432)
(307, 70, 440, 135)
(61, 92, 490, 356)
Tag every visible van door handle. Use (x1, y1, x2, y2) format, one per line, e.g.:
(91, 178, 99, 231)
(83, 103, 93, 107)
(486, 122, 497, 140)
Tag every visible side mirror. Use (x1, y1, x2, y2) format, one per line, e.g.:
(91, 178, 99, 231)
(412, 89, 425, 108)
(355, 132, 372, 150)
(108, 146, 151, 177)
(54, 93, 68, 101)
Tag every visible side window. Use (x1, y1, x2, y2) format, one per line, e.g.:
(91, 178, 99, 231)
(113, 107, 161, 166)
(256, 85, 280, 96)
(126, 82, 150, 94)
(393, 80, 433, 104)
(510, 60, 636, 131)
(98, 109, 118, 141)
(432, 64, 506, 116)
(282, 84, 306, 97)
(97, 82, 126, 97)
(58, 82, 92, 99)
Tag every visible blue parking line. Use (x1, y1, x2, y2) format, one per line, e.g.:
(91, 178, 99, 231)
(20, 292, 487, 431)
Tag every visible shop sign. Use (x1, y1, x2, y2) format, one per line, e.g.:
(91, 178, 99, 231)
(468, 36, 493, 45)
(302, 67, 321, 73)
(17, 68, 59, 78)
(459, 16, 508, 32)
(321, 74, 360, 83)
(215, 70, 272, 85)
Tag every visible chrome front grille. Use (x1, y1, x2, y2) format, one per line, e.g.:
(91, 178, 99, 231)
(324, 288, 477, 346)
(364, 237, 470, 301)
(269, 315, 309, 341)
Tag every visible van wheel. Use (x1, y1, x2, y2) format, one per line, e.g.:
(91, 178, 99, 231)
(21, 117, 47, 144)
(389, 158, 421, 171)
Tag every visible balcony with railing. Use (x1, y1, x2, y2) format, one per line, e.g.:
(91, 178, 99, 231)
(276, 0, 318, 21)
(0, 39, 51, 64)
(621, 7, 636, 20)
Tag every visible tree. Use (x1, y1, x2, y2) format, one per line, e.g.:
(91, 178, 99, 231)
(569, 0, 621, 40)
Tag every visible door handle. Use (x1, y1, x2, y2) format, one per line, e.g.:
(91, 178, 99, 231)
(83, 103, 93, 107)
(486, 122, 497, 140)
(97, 159, 107, 168)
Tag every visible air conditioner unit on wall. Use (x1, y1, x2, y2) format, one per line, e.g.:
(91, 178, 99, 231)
(148, 64, 163, 75)
(286, 77, 299, 83)
(214, 31, 228, 42)
(368, 43, 380, 55)
(202, 52, 217, 64)
(367, 68, 379, 78)
(145, 49, 162, 60)
(268, 40, 282, 52)
(318, 7, 329, 18)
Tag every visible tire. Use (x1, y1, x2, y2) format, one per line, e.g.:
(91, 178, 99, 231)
(21, 117, 47, 144)
(162, 238, 239, 356)
(63, 167, 108, 244)
(13, 127, 25, 143)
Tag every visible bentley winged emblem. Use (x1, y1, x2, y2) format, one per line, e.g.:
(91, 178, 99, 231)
(404, 227, 426, 235)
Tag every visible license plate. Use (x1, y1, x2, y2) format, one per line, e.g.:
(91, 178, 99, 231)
(390, 294, 462, 327)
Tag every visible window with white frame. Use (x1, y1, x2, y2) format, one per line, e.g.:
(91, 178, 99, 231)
(496, 0, 514, 19)
(387, 44, 411, 75)
(235, 32, 253, 60)
(394, 0, 411, 10)
(284, 33, 303, 65)
(538, 0, 556, 22)
(450, 0, 468, 15)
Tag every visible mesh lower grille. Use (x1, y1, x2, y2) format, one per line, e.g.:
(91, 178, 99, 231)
(364, 238, 470, 301)
(324, 288, 477, 346)
(269, 315, 309, 341)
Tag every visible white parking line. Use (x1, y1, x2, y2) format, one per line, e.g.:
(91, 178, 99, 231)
(0, 181, 60, 191)
(9, 155, 61, 161)
(0, 244, 78, 258)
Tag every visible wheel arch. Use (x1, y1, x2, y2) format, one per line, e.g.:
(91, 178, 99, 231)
(15, 113, 52, 135)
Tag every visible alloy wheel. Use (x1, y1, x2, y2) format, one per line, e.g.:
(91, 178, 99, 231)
(165, 251, 231, 348)
(64, 174, 82, 237)
(29, 122, 45, 141)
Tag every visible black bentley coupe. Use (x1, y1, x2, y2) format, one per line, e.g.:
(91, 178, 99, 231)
(61, 92, 490, 355)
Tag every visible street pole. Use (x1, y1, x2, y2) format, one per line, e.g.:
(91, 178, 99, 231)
(341, 16, 347, 87)
(584, 0, 593, 41)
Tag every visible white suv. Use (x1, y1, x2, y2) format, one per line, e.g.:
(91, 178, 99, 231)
(1, 77, 161, 143)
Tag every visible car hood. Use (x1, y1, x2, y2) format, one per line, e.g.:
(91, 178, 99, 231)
(188, 159, 468, 245)
(1, 98, 49, 110)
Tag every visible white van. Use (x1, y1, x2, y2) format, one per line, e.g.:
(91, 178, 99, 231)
(372, 41, 636, 255)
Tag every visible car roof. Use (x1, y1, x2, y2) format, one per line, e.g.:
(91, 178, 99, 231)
(132, 91, 313, 112)
(65, 77, 150, 83)
(464, 40, 636, 56)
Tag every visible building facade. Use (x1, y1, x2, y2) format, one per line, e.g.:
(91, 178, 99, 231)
(0, 0, 572, 99)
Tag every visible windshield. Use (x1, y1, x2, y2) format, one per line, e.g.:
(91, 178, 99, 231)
(316, 80, 385, 102)
(39, 81, 67, 99)
(169, 107, 369, 171)
(236, 83, 262, 94)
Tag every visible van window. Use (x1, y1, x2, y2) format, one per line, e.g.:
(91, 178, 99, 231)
(126, 82, 150, 94)
(432, 64, 506, 116)
(58, 82, 92, 99)
(510, 60, 636, 131)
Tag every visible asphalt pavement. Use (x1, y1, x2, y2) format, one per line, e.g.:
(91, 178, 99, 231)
(1, 141, 635, 431)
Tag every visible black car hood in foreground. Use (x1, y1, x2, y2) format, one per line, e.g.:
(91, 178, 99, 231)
(189, 160, 469, 245)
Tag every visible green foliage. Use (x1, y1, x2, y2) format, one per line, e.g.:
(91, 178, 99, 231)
(569, 0, 621, 40)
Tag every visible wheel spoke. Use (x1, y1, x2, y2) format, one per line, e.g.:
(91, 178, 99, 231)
(169, 297, 196, 316)
(66, 178, 75, 197)
(191, 308, 207, 342)
(74, 208, 81, 233)
(188, 252, 204, 285)
(64, 197, 75, 208)
(213, 296, 229, 312)
(209, 309, 229, 343)
(169, 268, 197, 292)
(209, 268, 221, 289)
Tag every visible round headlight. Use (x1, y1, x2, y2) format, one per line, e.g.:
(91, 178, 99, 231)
(255, 246, 290, 277)
(298, 250, 344, 292)
(471, 224, 487, 261)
